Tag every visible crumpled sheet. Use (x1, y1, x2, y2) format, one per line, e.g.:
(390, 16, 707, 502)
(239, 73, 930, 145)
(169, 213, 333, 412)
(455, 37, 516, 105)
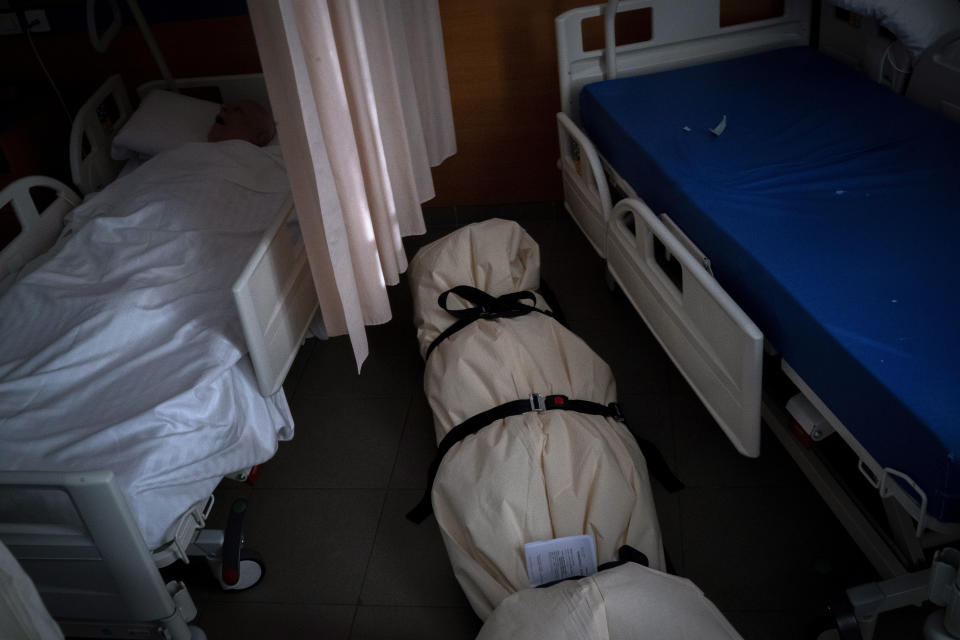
(0, 141, 294, 550)
(408, 219, 663, 619)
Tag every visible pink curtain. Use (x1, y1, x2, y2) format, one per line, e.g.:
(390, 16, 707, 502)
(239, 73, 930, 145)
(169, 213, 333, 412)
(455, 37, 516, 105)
(247, 0, 456, 370)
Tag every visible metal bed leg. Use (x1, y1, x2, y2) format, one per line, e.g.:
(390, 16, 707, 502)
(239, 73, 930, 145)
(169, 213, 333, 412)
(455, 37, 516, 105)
(822, 548, 960, 640)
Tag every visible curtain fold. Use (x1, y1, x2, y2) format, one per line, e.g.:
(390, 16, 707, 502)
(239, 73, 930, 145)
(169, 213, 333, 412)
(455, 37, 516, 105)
(248, 0, 456, 370)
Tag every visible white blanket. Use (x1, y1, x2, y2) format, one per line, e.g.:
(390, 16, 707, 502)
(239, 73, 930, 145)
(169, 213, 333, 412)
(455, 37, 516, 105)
(0, 142, 294, 550)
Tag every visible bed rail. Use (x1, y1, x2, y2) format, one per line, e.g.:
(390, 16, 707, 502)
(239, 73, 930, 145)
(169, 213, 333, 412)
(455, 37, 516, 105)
(234, 198, 318, 397)
(69, 74, 132, 195)
(606, 198, 763, 456)
(0, 176, 79, 291)
(556, 0, 811, 121)
(556, 112, 612, 256)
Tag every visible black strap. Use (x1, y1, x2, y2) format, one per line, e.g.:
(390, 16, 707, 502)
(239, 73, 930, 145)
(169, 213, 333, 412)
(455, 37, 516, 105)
(405, 394, 684, 524)
(536, 278, 568, 328)
(535, 544, 649, 589)
(424, 285, 553, 361)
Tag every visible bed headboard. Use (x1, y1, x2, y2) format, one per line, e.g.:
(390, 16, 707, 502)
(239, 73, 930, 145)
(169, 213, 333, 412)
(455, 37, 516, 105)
(556, 0, 812, 121)
(69, 73, 272, 195)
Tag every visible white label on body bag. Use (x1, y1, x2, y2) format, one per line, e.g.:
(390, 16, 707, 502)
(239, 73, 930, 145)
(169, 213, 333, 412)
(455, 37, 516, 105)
(524, 534, 598, 587)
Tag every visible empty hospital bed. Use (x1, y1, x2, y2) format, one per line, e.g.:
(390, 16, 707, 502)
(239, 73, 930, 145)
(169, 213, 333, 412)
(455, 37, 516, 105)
(555, 0, 960, 635)
(0, 73, 317, 638)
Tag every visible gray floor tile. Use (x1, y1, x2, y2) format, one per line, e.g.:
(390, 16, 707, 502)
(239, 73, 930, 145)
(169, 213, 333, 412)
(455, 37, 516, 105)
(350, 606, 481, 640)
(193, 488, 385, 605)
(618, 392, 675, 468)
(195, 602, 355, 640)
(389, 392, 437, 490)
(679, 486, 872, 615)
(651, 485, 684, 574)
(282, 336, 319, 399)
(360, 490, 470, 607)
(256, 393, 408, 490)
(295, 334, 418, 399)
(722, 610, 810, 640)
(874, 606, 933, 639)
(672, 395, 804, 489)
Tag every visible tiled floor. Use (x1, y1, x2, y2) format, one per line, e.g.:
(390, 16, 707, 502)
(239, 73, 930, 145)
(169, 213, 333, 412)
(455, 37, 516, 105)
(184, 203, 931, 639)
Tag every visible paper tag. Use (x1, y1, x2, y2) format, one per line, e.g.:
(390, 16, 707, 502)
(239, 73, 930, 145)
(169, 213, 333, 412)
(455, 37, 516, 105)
(524, 534, 598, 587)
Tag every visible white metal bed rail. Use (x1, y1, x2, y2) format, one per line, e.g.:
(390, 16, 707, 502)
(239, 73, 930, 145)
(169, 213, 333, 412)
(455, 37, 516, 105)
(556, 111, 612, 257)
(234, 198, 318, 397)
(69, 74, 132, 195)
(0, 176, 79, 290)
(606, 198, 764, 457)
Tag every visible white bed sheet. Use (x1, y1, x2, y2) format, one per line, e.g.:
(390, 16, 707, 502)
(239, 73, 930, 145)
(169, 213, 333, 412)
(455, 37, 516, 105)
(0, 141, 294, 550)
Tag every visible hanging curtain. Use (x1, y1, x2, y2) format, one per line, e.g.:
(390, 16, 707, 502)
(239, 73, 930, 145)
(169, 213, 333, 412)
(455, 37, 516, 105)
(247, 0, 456, 370)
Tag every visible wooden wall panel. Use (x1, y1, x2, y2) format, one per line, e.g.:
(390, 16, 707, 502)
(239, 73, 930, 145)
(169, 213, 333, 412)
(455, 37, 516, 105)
(429, 0, 789, 206)
(429, 0, 596, 206)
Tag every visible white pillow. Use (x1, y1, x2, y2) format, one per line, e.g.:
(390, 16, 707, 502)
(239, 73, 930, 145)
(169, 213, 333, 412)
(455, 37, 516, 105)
(111, 90, 220, 160)
(831, 0, 960, 57)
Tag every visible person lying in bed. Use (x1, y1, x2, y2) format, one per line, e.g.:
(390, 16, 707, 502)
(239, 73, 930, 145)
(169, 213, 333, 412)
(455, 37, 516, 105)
(208, 100, 276, 147)
(109, 90, 277, 164)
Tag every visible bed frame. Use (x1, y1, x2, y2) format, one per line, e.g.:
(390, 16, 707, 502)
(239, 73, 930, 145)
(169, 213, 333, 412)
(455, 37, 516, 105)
(555, 1, 960, 637)
(0, 72, 316, 638)
(0, 471, 202, 639)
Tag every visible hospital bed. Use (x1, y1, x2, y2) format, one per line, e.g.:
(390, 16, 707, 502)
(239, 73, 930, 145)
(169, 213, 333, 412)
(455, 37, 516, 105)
(555, 0, 960, 634)
(0, 73, 317, 638)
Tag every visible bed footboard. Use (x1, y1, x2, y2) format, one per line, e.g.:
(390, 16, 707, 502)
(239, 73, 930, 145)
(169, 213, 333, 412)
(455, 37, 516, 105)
(0, 176, 79, 290)
(0, 470, 200, 639)
(606, 198, 763, 456)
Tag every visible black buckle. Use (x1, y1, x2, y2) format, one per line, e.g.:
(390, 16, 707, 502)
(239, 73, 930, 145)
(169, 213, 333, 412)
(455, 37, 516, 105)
(529, 393, 546, 411)
(530, 394, 569, 411)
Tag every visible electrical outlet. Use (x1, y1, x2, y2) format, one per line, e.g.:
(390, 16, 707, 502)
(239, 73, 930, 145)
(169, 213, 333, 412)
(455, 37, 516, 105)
(0, 12, 21, 35)
(24, 9, 49, 33)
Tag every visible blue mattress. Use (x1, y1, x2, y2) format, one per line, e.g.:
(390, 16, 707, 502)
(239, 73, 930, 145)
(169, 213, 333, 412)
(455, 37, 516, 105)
(580, 46, 960, 522)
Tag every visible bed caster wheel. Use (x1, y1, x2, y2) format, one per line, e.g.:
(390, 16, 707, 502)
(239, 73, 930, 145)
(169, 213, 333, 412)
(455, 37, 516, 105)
(214, 498, 265, 591)
(220, 548, 266, 591)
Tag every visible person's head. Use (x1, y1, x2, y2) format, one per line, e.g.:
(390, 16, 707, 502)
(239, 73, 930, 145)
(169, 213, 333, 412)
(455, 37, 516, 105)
(207, 100, 276, 146)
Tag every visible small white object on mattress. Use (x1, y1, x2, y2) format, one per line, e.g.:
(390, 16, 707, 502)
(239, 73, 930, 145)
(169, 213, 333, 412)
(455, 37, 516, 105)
(0, 141, 294, 549)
